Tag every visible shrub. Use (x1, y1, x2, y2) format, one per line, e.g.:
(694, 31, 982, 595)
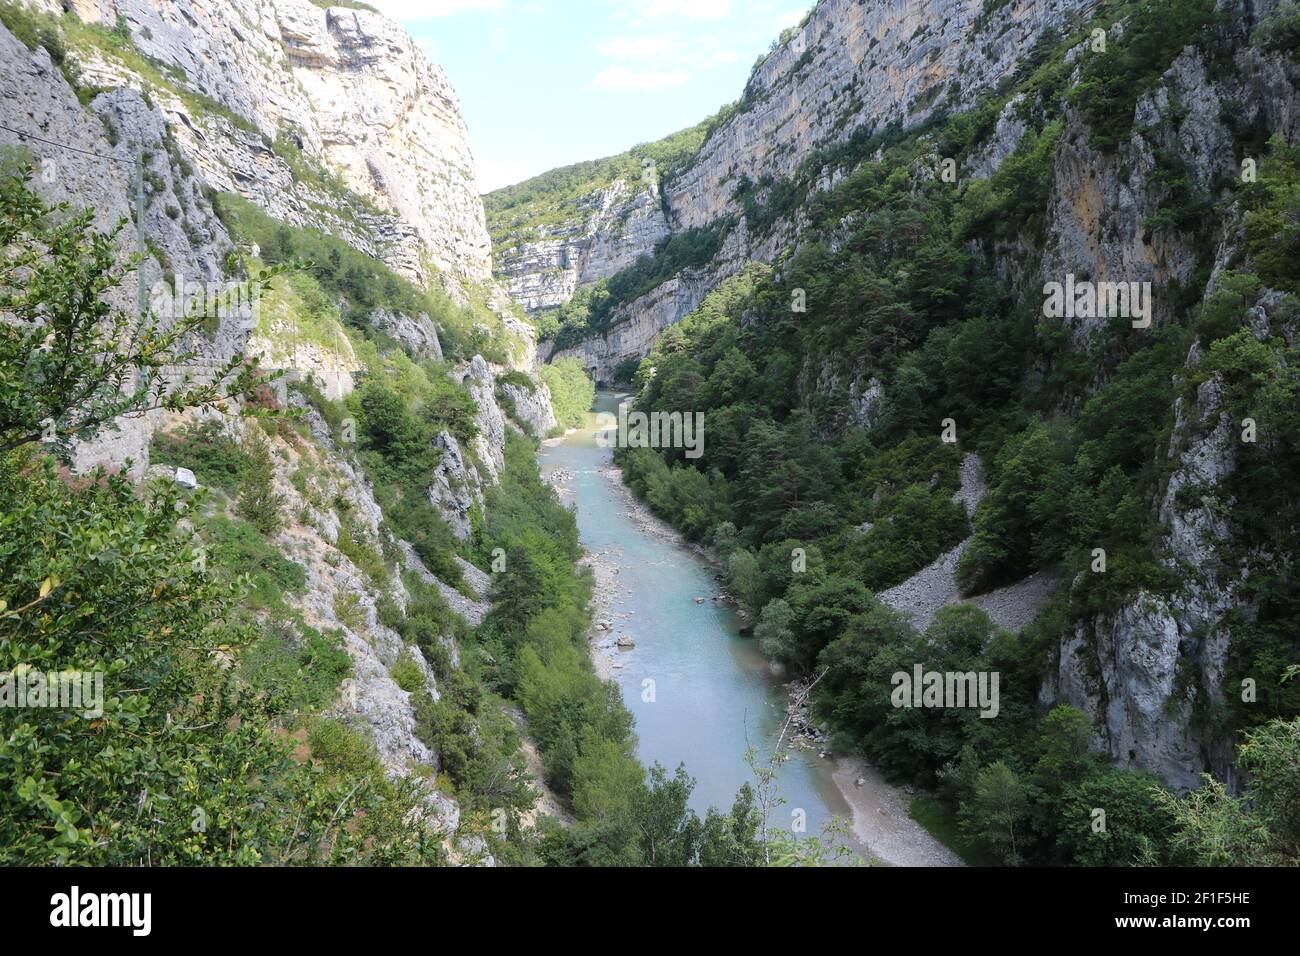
(240, 620, 351, 714)
(390, 651, 427, 693)
(235, 427, 286, 536)
(539, 357, 596, 428)
(0, 1, 68, 68)
(149, 421, 243, 492)
(332, 591, 367, 633)
(202, 516, 307, 608)
(334, 513, 389, 587)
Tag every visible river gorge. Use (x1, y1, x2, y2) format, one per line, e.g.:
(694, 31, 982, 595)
(540, 392, 963, 866)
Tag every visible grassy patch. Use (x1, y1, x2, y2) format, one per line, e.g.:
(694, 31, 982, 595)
(202, 515, 307, 609)
(253, 265, 358, 364)
(908, 795, 999, 866)
(216, 192, 514, 363)
(240, 619, 352, 714)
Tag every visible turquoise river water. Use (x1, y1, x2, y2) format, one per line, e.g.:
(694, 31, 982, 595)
(538, 392, 858, 840)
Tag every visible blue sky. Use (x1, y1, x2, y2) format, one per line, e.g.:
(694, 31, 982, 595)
(371, 0, 812, 193)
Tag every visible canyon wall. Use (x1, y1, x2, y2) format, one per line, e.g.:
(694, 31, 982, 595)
(0, 0, 554, 859)
(499, 0, 1100, 379)
(526, 0, 1300, 794)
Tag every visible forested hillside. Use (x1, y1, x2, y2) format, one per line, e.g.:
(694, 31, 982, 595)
(592, 0, 1300, 865)
(0, 0, 780, 868)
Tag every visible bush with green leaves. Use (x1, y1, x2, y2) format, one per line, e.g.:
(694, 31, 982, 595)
(238, 619, 352, 716)
(234, 425, 287, 536)
(201, 515, 306, 609)
(389, 652, 426, 693)
(149, 420, 244, 492)
(0, 167, 277, 459)
(538, 357, 595, 430)
(1067, 0, 1219, 153)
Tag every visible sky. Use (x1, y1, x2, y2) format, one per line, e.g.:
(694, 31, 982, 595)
(370, 0, 812, 194)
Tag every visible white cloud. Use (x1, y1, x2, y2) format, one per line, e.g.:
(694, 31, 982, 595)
(585, 67, 690, 92)
(372, 0, 505, 20)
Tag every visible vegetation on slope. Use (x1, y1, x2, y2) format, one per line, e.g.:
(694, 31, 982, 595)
(215, 192, 515, 365)
(0, 169, 451, 865)
(0, 159, 844, 866)
(483, 119, 712, 254)
(539, 357, 597, 431)
(610, 0, 1300, 866)
(535, 220, 732, 349)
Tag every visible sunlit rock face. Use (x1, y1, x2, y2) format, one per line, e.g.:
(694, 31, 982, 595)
(496, 179, 672, 313)
(664, 0, 1097, 230)
(43, 0, 492, 287)
(520, 0, 1098, 378)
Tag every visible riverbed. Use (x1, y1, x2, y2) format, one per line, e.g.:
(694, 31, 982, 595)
(538, 393, 963, 865)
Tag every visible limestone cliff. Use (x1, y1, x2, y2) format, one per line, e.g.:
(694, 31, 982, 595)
(534, 0, 1300, 796)
(33, 0, 492, 287)
(665, 0, 1097, 229)
(495, 177, 671, 313)
(0, 0, 555, 859)
(1024, 6, 1299, 790)
(517, 0, 1101, 379)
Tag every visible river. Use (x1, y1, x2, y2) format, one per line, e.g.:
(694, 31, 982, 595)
(538, 391, 861, 851)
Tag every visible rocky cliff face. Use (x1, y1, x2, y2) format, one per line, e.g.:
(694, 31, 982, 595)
(1025, 5, 1299, 790)
(546, 208, 797, 382)
(38, 0, 492, 288)
(496, 178, 671, 312)
(818, 2, 1298, 793)
(546, 268, 711, 381)
(521, 0, 1100, 378)
(0, 18, 244, 472)
(3, 0, 539, 462)
(499, 378, 559, 439)
(665, 0, 1096, 229)
(1, 0, 556, 858)
(1039, 366, 1246, 791)
(533, 0, 1300, 795)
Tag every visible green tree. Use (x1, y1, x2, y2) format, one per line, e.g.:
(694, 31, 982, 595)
(699, 784, 763, 866)
(754, 599, 798, 670)
(960, 761, 1033, 866)
(235, 425, 286, 535)
(634, 763, 703, 866)
(1156, 716, 1300, 866)
(539, 357, 596, 429)
(1056, 769, 1172, 866)
(0, 168, 275, 458)
(727, 547, 764, 615)
(1158, 777, 1277, 866)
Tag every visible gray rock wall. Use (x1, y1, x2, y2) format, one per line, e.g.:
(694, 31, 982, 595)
(52, 0, 493, 286)
(496, 178, 671, 312)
